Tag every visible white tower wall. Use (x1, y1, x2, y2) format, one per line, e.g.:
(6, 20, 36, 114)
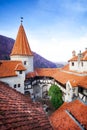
(11, 55, 33, 74)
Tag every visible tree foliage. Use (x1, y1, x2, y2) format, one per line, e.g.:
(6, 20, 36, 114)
(48, 84, 63, 109)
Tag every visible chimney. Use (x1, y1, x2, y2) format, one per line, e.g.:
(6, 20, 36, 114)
(72, 50, 76, 57)
(78, 50, 83, 63)
(85, 48, 87, 51)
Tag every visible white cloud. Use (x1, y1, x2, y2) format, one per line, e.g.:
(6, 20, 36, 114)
(28, 32, 87, 62)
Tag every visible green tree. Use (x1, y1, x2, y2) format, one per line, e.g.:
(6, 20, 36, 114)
(48, 84, 63, 109)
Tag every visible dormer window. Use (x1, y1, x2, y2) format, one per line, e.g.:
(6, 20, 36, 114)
(19, 71, 22, 74)
(72, 62, 74, 66)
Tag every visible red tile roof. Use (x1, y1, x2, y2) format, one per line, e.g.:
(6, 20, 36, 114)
(62, 64, 69, 71)
(53, 69, 87, 88)
(26, 71, 37, 78)
(0, 81, 53, 130)
(50, 99, 87, 130)
(0, 60, 26, 78)
(26, 68, 87, 89)
(10, 24, 33, 56)
(52, 70, 86, 87)
(26, 68, 58, 78)
(69, 50, 87, 61)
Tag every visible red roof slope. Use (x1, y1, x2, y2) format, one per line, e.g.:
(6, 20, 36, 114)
(50, 99, 87, 130)
(53, 69, 87, 88)
(0, 61, 26, 78)
(11, 24, 33, 56)
(26, 68, 58, 78)
(69, 50, 87, 61)
(52, 70, 87, 87)
(62, 64, 69, 71)
(0, 82, 53, 130)
(27, 68, 87, 89)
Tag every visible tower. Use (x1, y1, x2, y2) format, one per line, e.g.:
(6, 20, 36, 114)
(10, 20, 33, 74)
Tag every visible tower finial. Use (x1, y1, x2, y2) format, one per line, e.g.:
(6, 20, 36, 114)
(21, 17, 23, 24)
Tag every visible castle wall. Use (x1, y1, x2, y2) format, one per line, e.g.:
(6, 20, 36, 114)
(0, 71, 25, 94)
(69, 61, 87, 72)
(11, 55, 33, 74)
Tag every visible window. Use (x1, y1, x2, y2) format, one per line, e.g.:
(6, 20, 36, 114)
(14, 84, 16, 88)
(18, 84, 21, 87)
(24, 61, 26, 65)
(19, 71, 22, 74)
(72, 62, 74, 66)
(78, 87, 83, 93)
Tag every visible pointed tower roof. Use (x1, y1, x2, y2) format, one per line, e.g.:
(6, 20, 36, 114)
(11, 24, 33, 56)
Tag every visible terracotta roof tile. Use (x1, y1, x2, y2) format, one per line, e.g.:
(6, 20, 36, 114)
(53, 70, 87, 88)
(26, 71, 37, 78)
(50, 99, 87, 130)
(15, 63, 26, 71)
(27, 68, 87, 89)
(0, 82, 53, 130)
(53, 70, 82, 86)
(26, 68, 57, 78)
(69, 50, 87, 61)
(0, 60, 26, 78)
(10, 24, 33, 56)
(62, 64, 69, 71)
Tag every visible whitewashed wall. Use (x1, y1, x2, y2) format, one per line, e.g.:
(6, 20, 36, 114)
(0, 71, 25, 93)
(65, 81, 74, 102)
(69, 61, 78, 71)
(11, 55, 34, 74)
(69, 61, 87, 72)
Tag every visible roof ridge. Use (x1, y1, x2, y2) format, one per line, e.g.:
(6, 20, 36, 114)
(65, 110, 85, 130)
(15, 63, 23, 70)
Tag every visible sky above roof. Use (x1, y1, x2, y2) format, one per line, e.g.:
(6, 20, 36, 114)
(0, 0, 87, 62)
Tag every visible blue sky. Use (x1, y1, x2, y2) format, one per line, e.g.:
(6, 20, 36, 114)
(1, 0, 87, 62)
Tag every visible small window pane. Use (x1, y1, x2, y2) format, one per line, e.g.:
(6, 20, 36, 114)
(81, 62, 83, 67)
(14, 84, 16, 88)
(19, 71, 22, 74)
(18, 84, 20, 87)
(24, 61, 26, 65)
(72, 62, 74, 66)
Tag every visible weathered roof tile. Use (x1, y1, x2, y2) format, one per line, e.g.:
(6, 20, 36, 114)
(27, 68, 87, 89)
(50, 99, 87, 130)
(69, 50, 87, 61)
(0, 82, 53, 130)
(0, 60, 26, 78)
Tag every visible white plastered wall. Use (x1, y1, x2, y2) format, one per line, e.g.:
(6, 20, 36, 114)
(69, 61, 87, 72)
(0, 71, 25, 94)
(10, 55, 34, 74)
(65, 81, 74, 102)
